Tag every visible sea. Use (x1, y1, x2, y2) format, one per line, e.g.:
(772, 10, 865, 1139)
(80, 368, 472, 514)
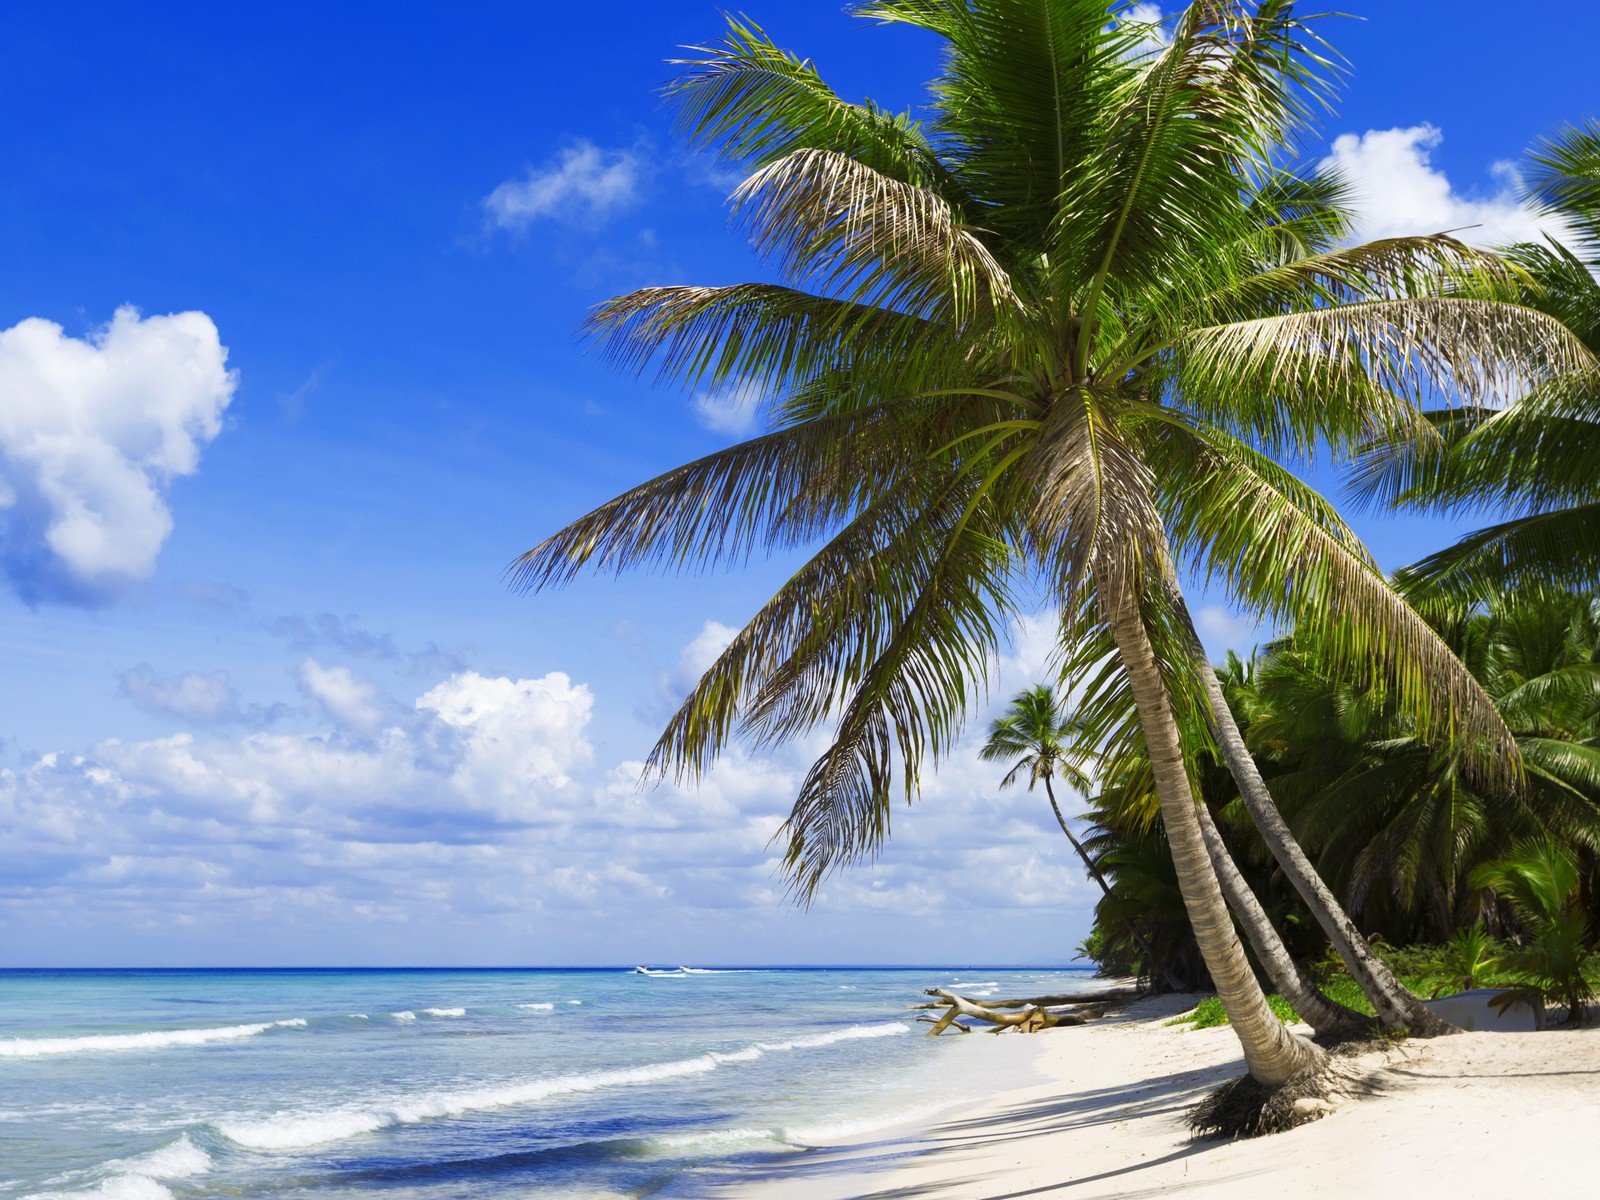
(0, 965, 1108, 1199)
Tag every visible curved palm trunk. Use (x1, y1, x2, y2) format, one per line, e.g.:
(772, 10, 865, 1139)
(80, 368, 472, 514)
(1041, 775, 1186, 993)
(1194, 802, 1376, 1039)
(1174, 599, 1456, 1037)
(1103, 586, 1325, 1085)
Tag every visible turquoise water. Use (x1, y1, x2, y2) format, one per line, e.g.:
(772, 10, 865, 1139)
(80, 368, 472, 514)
(0, 966, 1101, 1198)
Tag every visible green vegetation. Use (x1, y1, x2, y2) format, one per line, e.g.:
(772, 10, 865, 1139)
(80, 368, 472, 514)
(1080, 589, 1600, 1025)
(1172, 944, 1600, 1029)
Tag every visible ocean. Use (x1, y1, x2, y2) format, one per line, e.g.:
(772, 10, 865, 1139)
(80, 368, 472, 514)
(0, 966, 1105, 1199)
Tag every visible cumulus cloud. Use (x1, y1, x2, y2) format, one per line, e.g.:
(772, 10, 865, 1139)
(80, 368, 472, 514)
(118, 664, 243, 725)
(691, 381, 764, 436)
(483, 140, 645, 230)
(1117, 3, 1168, 52)
(417, 671, 595, 808)
(1320, 125, 1563, 247)
(0, 611, 1109, 964)
(0, 307, 235, 604)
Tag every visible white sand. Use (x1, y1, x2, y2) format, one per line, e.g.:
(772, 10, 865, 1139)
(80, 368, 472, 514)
(714, 994, 1600, 1198)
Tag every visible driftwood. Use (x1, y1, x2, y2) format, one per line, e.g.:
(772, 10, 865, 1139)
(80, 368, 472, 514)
(914, 986, 1135, 1035)
(909, 986, 1142, 1011)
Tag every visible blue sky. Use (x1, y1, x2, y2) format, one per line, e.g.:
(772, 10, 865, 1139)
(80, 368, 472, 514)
(0, 1, 1594, 967)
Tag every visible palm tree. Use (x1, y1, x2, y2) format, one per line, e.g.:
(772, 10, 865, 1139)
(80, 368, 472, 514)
(515, 1, 1582, 1088)
(1472, 839, 1596, 1024)
(1247, 591, 1600, 942)
(1358, 122, 1600, 599)
(981, 684, 1182, 989)
(983, 683, 1371, 1032)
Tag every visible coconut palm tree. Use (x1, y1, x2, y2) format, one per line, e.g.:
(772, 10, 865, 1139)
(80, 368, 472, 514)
(515, 1, 1584, 1088)
(1358, 121, 1600, 599)
(981, 684, 1184, 989)
(985, 682, 1370, 1030)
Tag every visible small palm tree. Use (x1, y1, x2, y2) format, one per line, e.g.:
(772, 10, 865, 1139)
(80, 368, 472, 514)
(1472, 840, 1597, 1024)
(982, 685, 1178, 988)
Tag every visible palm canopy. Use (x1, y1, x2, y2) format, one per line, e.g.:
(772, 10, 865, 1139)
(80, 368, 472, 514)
(514, 0, 1586, 898)
(1355, 121, 1600, 600)
(979, 683, 1093, 791)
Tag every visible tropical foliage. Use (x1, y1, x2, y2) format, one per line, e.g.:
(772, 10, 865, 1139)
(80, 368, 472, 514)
(1078, 589, 1600, 1021)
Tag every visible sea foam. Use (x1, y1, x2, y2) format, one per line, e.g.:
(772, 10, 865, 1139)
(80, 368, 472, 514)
(215, 1054, 723, 1150)
(22, 1136, 212, 1200)
(0, 1020, 302, 1058)
(754, 1021, 908, 1053)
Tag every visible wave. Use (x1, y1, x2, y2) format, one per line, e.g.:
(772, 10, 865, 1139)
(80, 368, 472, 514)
(391, 1011, 417, 1021)
(754, 1021, 908, 1053)
(678, 967, 757, 974)
(212, 1021, 908, 1153)
(785, 1098, 961, 1145)
(22, 1135, 211, 1200)
(0, 1019, 303, 1059)
(215, 1055, 723, 1151)
(419, 1008, 465, 1018)
(517, 1003, 555, 1011)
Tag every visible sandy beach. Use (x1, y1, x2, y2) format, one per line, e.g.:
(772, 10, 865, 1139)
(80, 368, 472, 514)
(716, 995, 1600, 1199)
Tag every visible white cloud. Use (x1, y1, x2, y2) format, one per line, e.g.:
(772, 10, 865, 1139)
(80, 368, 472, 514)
(483, 140, 645, 230)
(1193, 605, 1265, 656)
(0, 307, 235, 603)
(673, 620, 738, 690)
(297, 658, 386, 733)
(1320, 125, 1564, 247)
(691, 381, 764, 436)
(417, 670, 595, 807)
(0, 626, 1107, 964)
(119, 664, 242, 725)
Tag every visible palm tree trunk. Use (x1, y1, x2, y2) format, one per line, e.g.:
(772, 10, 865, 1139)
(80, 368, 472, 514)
(1041, 775, 1185, 992)
(1173, 598, 1456, 1037)
(1102, 585, 1325, 1085)
(1194, 801, 1376, 1039)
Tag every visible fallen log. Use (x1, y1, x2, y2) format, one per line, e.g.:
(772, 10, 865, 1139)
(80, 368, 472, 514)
(916, 986, 1137, 1035)
(919, 986, 1143, 1009)
(920, 987, 1089, 1035)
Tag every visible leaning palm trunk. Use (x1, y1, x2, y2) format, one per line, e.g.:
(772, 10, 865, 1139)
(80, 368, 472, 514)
(1194, 803, 1375, 1039)
(1178, 611, 1456, 1036)
(1042, 775, 1185, 992)
(1103, 585, 1325, 1084)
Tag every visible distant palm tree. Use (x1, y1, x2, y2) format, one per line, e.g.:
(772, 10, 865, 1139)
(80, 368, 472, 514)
(982, 685, 1179, 988)
(516, 1, 1582, 1085)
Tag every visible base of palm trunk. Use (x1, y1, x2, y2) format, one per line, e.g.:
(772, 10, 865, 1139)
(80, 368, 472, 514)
(1188, 1067, 1339, 1138)
(1189, 1039, 1400, 1139)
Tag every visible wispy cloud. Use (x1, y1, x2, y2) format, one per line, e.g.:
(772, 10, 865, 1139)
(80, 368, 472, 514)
(119, 665, 245, 725)
(692, 381, 765, 436)
(482, 139, 647, 231)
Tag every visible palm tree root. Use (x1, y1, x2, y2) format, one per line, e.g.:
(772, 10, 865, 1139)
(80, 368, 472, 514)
(1189, 1043, 1384, 1139)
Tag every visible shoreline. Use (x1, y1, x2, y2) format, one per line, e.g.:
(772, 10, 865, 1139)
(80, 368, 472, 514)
(706, 993, 1600, 1199)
